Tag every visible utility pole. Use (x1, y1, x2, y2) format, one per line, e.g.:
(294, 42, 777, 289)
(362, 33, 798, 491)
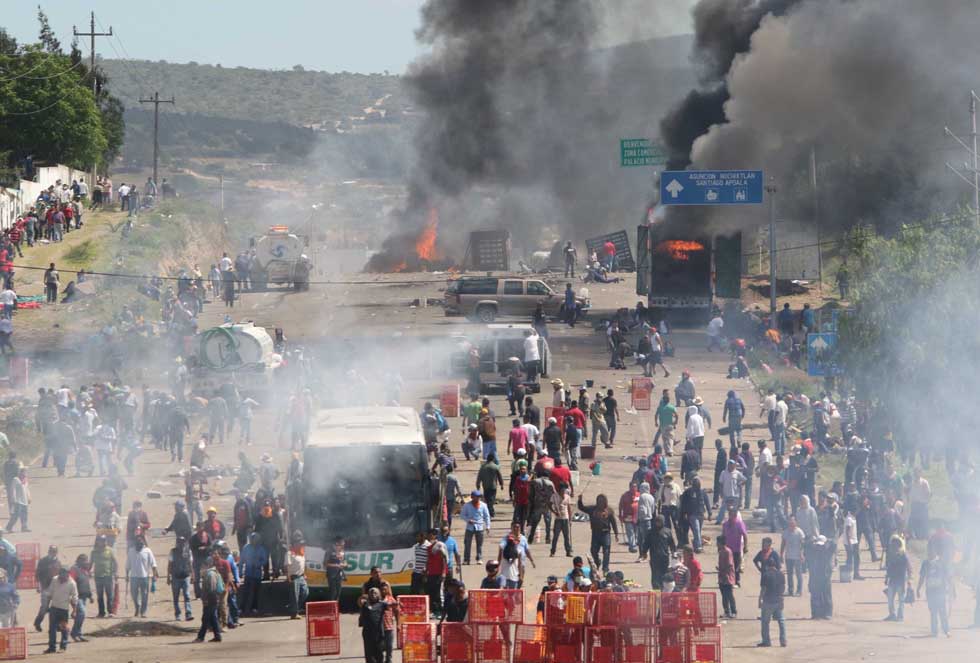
(73, 12, 112, 181)
(811, 147, 822, 292)
(139, 92, 175, 188)
(218, 175, 224, 214)
(944, 90, 980, 228)
(766, 177, 778, 327)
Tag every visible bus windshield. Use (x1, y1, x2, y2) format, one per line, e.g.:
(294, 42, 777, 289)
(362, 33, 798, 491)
(299, 444, 430, 551)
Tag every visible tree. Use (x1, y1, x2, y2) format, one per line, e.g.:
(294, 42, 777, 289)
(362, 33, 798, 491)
(36, 6, 60, 53)
(0, 28, 17, 55)
(0, 50, 108, 169)
(837, 212, 980, 453)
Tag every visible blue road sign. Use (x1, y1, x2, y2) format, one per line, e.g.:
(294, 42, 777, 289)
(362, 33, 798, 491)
(807, 332, 840, 377)
(660, 170, 764, 206)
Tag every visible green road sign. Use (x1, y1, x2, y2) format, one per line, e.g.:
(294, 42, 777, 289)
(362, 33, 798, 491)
(620, 138, 666, 167)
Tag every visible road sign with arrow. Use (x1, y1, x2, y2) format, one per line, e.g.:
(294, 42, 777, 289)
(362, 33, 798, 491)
(659, 170, 764, 206)
(807, 332, 840, 376)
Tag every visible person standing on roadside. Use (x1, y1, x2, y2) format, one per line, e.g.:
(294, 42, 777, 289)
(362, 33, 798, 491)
(476, 457, 504, 518)
(780, 517, 806, 597)
(550, 483, 574, 558)
(722, 508, 749, 586)
(577, 493, 619, 574)
(716, 535, 738, 618)
(358, 588, 390, 663)
(656, 393, 678, 454)
(917, 547, 952, 637)
(884, 535, 912, 622)
(5, 468, 29, 533)
(43, 263, 59, 304)
(603, 390, 620, 447)
(68, 555, 92, 643)
(167, 536, 194, 621)
(90, 536, 116, 618)
(126, 538, 158, 618)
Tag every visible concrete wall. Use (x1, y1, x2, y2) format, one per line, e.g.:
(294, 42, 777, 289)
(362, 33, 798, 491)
(0, 165, 93, 230)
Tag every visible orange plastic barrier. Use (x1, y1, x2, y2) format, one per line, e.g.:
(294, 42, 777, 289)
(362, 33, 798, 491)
(512, 624, 548, 663)
(399, 595, 431, 648)
(544, 591, 595, 626)
(441, 623, 475, 663)
(467, 590, 524, 625)
(402, 622, 436, 663)
(584, 626, 617, 663)
(473, 624, 511, 663)
(659, 592, 717, 628)
(14, 544, 38, 591)
(0, 628, 26, 661)
(618, 627, 653, 663)
(595, 592, 657, 626)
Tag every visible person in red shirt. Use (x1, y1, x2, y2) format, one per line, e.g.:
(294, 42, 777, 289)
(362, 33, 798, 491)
(210, 548, 234, 628)
(424, 528, 448, 618)
(509, 462, 532, 528)
(618, 483, 641, 554)
(509, 419, 528, 457)
(548, 462, 573, 497)
(684, 545, 703, 592)
(204, 507, 226, 541)
(603, 241, 617, 271)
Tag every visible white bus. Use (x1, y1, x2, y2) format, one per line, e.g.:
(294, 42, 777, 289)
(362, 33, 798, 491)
(297, 407, 435, 596)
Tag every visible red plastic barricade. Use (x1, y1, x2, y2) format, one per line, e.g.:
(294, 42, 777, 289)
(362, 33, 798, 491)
(403, 622, 437, 663)
(474, 624, 511, 663)
(441, 623, 475, 663)
(549, 626, 584, 663)
(467, 590, 524, 624)
(654, 627, 688, 663)
(595, 592, 656, 626)
(0, 628, 26, 661)
(618, 627, 653, 663)
(513, 625, 548, 663)
(399, 595, 431, 648)
(305, 601, 340, 656)
(584, 626, 617, 663)
(544, 592, 595, 626)
(14, 543, 38, 591)
(687, 626, 722, 663)
(659, 592, 717, 628)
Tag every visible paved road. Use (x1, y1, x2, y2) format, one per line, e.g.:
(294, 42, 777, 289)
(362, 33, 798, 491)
(5, 275, 978, 661)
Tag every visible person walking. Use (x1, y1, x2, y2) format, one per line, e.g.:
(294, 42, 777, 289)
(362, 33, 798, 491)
(167, 537, 194, 621)
(44, 569, 77, 654)
(883, 535, 912, 621)
(286, 532, 309, 620)
(68, 555, 92, 643)
(461, 490, 492, 564)
(5, 468, 29, 533)
(758, 557, 787, 647)
(550, 483, 573, 557)
(716, 536, 738, 619)
(917, 548, 952, 637)
(90, 536, 116, 618)
(722, 508, 749, 586)
(194, 558, 223, 643)
(577, 493, 619, 574)
(359, 588, 391, 663)
(126, 539, 158, 618)
(780, 517, 806, 596)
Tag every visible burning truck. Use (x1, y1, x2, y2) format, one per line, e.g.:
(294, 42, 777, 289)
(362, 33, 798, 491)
(636, 221, 741, 320)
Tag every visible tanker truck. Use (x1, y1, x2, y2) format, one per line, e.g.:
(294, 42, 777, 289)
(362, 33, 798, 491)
(248, 226, 312, 290)
(189, 322, 283, 396)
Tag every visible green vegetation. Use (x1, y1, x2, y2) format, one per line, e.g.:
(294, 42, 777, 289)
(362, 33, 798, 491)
(63, 239, 98, 264)
(0, 12, 125, 179)
(100, 58, 406, 128)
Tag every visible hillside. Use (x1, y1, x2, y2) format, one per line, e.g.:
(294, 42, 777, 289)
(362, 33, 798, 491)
(99, 58, 408, 129)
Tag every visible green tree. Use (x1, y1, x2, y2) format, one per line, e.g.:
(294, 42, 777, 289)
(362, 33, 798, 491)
(36, 6, 60, 53)
(0, 49, 108, 168)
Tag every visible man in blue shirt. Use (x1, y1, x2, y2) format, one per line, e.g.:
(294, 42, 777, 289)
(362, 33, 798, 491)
(223, 543, 240, 627)
(459, 491, 492, 564)
(239, 533, 268, 616)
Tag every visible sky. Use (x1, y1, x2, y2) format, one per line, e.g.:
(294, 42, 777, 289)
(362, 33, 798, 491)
(3, 0, 695, 74)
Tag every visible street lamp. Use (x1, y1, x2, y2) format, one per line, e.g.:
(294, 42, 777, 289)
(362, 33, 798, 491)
(765, 178, 778, 327)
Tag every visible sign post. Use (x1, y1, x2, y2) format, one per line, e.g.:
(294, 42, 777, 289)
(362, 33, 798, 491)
(659, 170, 764, 206)
(620, 139, 666, 167)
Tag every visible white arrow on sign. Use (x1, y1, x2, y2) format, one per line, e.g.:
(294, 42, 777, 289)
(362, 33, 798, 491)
(810, 336, 829, 351)
(665, 179, 684, 199)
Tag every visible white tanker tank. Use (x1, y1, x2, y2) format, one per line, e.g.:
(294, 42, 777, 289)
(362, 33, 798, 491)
(190, 322, 283, 395)
(250, 226, 310, 289)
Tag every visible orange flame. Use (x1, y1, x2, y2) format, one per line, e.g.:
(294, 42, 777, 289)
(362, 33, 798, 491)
(392, 261, 408, 272)
(655, 240, 705, 262)
(416, 207, 440, 262)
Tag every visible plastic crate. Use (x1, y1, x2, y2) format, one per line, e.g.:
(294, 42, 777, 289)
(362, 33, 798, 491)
(659, 592, 717, 628)
(441, 623, 475, 663)
(474, 624, 511, 663)
(468, 590, 524, 625)
(544, 592, 595, 626)
(513, 625, 548, 663)
(306, 601, 340, 656)
(403, 623, 437, 663)
(13, 544, 38, 569)
(653, 627, 688, 663)
(13, 570, 33, 591)
(0, 628, 26, 661)
(595, 592, 656, 626)
(549, 626, 585, 663)
(584, 626, 617, 663)
(617, 627, 653, 663)
(400, 595, 432, 622)
(687, 626, 722, 663)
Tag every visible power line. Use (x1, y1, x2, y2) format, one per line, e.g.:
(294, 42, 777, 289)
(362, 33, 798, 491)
(3, 97, 64, 116)
(0, 56, 82, 83)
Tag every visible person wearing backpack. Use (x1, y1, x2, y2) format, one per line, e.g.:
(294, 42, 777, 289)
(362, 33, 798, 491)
(194, 557, 223, 643)
(168, 537, 194, 621)
(478, 407, 498, 461)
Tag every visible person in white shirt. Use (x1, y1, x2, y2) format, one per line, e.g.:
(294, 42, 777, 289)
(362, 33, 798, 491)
(715, 460, 746, 524)
(773, 396, 789, 455)
(521, 418, 540, 454)
(126, 540, 158, 618)
(44, 568, 77, 653)
(523, 329, 541, 382)
(93, 424, 116, 476)
(0, 288, 15, 319)
(0, 318, 12, 355)
(685, 405, 706, 462)
(496, 523, 534, 589)
(706, 314, 724, 352)
(843, 510, 863, 580)
(760, 388, 777, 440)
(219, 253, 233, 273)
(5, 468, 30, 532)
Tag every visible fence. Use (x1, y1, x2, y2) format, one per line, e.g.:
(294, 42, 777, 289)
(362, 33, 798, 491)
(0, 628, 26, 660)
(0, 164, 93, 231)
